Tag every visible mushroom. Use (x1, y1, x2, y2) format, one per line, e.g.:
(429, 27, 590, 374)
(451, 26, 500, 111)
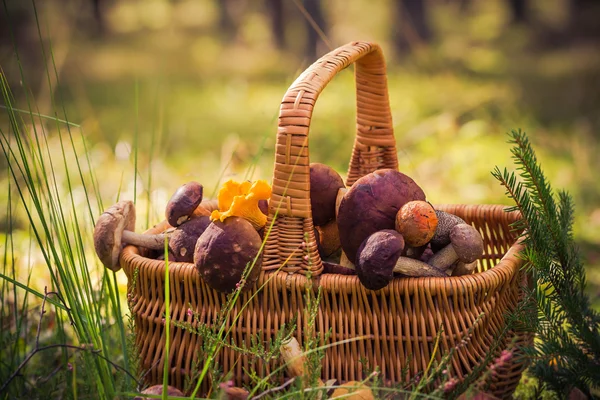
(93, 201, 170, 271)
(403, 243, 429, 260)
(430, 210, 466, 252)
(165, 181, 203, 227)
(451, 260, 478, 276)
(322, 261, 356, 275)
(316, 219, 341, 258)
(168, 216, 211, 263)
(134, 385, 184, 399)
(211, 180, 271, 230)
(194, 217, 262, 293)
(330, 382, 375, 400)
(428, 224, 484, 271)
(219, 381, 249, 400)
(280, 337, 325, 398)
(335, 187, 347, 219)
(395, 200, 438, 247)
(337, 169, 426, 264)
(339, 251, 355, 270)
(309, 163, 345, 226)
(356, 230, 445, 290)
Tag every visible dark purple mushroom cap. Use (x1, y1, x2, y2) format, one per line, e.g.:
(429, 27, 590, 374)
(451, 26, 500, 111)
(322, 261, 356, 275)
(310, 163, 345, 226)
(194, 217, 262, 293)
(134, 385, 184, 399)
(93, 200, 136, 272)
(337, 169, 425, 264)
(258, 199, 269, 216)
(168, 216, 211, 263)
(449, 223, 484, 263)
(165, 181, 203, 227)
(430, 210, 465, 252)
(356, 230, 405, 291)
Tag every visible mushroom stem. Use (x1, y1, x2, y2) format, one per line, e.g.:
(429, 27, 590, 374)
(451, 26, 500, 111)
(335, 187, 348, 219)
(280, 337, 324, 398)
(392, 256, 446, 277)
(122, 230, 170, 250)
(339, 251, 356, 270)
(452, 261, 478, 276)
(427, 244, 458, 271)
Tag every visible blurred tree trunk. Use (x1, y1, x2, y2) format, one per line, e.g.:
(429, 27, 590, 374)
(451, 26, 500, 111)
(508, 0, 527, 24)
(569, 0, 600, 39)
(394, 0, 432, 53)
(304, 0, 326, 59)
(267, 0, 286, 50)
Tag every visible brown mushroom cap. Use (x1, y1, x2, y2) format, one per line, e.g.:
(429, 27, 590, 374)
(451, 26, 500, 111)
(316, 219, 341, 258)
(309, 163, 345, 226)
(330, 382, 375, 400)
(395, 200, 438, 247)
(168, 216, 211, 263)
(430, 210, 466, 252)
(338, 169, 426, 264)
(194, 217, 262, 293)
(93, 200, 135, 272)
(356, 230, 405, 290)
(165, 181, 203, 227)
(134, 384, 184, 399)
(449, 223, 484, 263)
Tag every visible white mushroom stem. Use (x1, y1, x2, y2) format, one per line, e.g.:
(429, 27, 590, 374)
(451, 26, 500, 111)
(280, 337, 324, 397)
(122, 230, 170, 250)
(335, 187, 348, 219)
(452, 261, 478, 276)
(427, 244, 459, 271)
(393, 256, 446, 277)
(339, 251, 355, 270)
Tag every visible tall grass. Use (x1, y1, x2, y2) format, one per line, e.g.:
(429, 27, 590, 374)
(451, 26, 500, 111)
(0, 1, 133, 397)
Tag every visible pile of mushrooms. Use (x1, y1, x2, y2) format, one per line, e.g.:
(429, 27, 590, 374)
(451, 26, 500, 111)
(311, 168, 485, 290)
(93, 179, 269, 294)
(93, 166, 485, 294)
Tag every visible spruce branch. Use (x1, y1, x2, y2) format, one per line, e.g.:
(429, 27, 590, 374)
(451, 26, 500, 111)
(492, 129, 600, 397)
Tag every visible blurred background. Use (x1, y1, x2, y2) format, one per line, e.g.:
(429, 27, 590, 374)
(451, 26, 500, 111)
(1, 0, 599, 303)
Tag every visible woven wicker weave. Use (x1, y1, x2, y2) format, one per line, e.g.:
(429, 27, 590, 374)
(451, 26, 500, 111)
(121, 42, 530, 398)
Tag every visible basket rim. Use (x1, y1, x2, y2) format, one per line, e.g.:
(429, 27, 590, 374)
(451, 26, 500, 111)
(120, 203, 525, 296)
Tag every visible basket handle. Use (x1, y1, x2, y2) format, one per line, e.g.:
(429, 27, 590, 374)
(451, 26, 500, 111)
(264, 42, 398, 276)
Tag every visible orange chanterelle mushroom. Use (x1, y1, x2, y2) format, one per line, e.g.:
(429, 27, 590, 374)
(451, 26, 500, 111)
(210, 179, 271, 230)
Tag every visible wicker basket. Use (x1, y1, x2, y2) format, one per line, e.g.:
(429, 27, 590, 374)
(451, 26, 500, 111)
(121, 42, 531, 398)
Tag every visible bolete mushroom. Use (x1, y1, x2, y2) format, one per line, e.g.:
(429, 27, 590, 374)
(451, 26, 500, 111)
(134, 385, 184, 399)
(451, 260, 478, 276)
(280, 337, 325, 398)
(165, 181, 203, 227)
(322, 261, 356, 275)
(309, 163, 345, 226)
(337, 169, 426, 264)
(168, 216, 211, 263)
(316, 219, 341, 258)
(395, 200, 438, 247)
(219, 381, 250, 400)
(428, 224, 484, 271)
(94, 201, 170, 271)
(194, 217, 262, 293)
(430, 210, 466, 252)
(330, 382, 375, 400)
(335, 187, 347, 219)
(356, 230, 445, 290)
